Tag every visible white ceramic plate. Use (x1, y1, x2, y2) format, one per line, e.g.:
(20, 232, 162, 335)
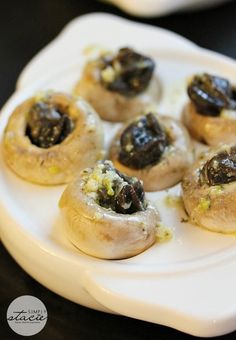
(103, 0, 231, 17)
(17, 13, 197, 90)
(1, 13, 236, 337)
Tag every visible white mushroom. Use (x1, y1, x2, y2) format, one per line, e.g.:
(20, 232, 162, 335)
(182, 102, 236, 146)
(74, 47, 161, 122)
(59, 161, 160, 259)
(109, 113, 193, 191)
(3, 91, 104, 185)
(182, 144, 236, 233)
(182, 73, 236, 146)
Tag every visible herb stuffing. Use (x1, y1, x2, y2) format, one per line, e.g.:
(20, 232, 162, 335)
(82, 161, 147, 214)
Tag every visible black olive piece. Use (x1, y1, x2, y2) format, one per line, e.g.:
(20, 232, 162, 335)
(96, 161, 146, 214)
(101, 47, 155, 97)
(187, 73, 236, 116)
(119, 113, 168, 169)
(200, 146, 236, 186)
(26, 101, 74, 148)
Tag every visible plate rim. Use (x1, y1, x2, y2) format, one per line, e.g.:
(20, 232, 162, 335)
(1, 14, 236, 337)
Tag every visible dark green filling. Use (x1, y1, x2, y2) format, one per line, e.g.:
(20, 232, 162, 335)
(187, 73, 236, 116)
(119, 113, 168, 169)
(100, 47, 155, 97)
(200, 146, 236, 186)
(26, 101, 74, 148)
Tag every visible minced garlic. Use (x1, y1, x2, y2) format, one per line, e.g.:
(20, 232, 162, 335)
(125, 144, 134, 152)
(209, 185, 223, 196)
(34, 90, 53, 103)
(164, 195, 183, 208)
(101, 66, 116, 83)
(156, 223, 172, 242)
(82, 162, 120, 198)
(221, 109, 236, 120)
(197, 197, 211, 212)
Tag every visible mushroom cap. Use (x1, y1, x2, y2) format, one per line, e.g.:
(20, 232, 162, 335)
(3, 92, 104, 185)
(59, 175, 159, 259)
(109, 116, 193, 191)
(182, 102, 236, 146)
(74, 61, 161, 122)
(182, 144, 236, 233)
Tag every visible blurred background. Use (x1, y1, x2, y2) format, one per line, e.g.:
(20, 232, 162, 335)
(0, 0, 236, 339)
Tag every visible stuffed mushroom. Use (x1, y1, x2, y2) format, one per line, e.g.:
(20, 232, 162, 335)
(182, 144, 236, 233)
(109, 112, 193, 191)
(74, 47, 160, 122)
(3, 91, 104, 185)
(182, 73, 236, 146)
(59, 160, 160, 259)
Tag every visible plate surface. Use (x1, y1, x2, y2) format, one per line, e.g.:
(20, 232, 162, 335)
(1, 13, 236, 337)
